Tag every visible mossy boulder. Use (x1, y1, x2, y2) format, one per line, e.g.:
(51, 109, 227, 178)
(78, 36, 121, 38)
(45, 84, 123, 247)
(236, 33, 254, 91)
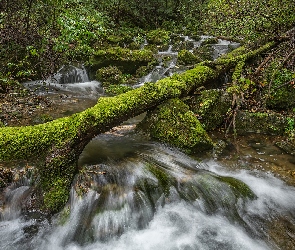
(235, 111, 294, 135)
(90, 47, 155, 74)
(177, 49, 201, 65)
(265, 69, 295, 110)
(193, 45, 214, 61)
(146, 29, 170, 45)
(186, 89, 232, 130)
(201, 37, 219, 46)
(138, 98, 214, 152)
(96, 66, 123, 87)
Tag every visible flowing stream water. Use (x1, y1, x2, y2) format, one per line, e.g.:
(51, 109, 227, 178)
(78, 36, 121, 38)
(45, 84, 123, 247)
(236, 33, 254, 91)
(1, 36, 295, 249)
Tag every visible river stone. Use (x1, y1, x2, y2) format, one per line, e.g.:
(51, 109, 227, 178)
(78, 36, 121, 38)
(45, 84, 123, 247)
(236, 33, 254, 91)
(137, 98, 213, 152)
(186, 89, 232, 131)
(235, 111, 293, 135)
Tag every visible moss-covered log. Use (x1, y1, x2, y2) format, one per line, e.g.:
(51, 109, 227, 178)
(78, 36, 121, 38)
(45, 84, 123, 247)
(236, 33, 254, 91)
(0, 41, 277, 212)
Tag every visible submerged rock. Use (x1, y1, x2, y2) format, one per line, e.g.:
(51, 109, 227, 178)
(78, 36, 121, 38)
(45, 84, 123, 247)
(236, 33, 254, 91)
(137, 98, 213, 152)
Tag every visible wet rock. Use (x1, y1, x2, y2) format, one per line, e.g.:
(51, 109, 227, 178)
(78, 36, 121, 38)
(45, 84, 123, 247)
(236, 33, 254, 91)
(201, 37, 219, 46)
(177, 49, 201, 65)
(186, 89, 232, 130)
(146, 29, 170, 45)
(235, 111, 294, 135)
(90, 47, 155, 74)
(137, 98, 214, 153)
(276, 139, 295, 155)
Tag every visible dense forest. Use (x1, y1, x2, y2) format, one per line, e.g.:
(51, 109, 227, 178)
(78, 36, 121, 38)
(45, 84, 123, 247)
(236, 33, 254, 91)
(1, 0, 295, 213)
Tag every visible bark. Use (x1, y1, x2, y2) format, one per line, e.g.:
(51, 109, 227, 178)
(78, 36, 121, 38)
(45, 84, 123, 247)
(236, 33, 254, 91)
(0, 41, 276, 212)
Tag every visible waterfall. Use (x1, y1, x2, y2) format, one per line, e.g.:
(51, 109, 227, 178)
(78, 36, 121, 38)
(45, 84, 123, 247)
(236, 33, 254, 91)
(1, 130, 294, 250)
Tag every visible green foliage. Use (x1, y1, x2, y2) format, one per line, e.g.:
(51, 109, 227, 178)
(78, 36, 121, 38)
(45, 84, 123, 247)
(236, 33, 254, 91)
(265, 68, 295, 110)
(0, 73, 19, 93)
(54, 6, 108, 59)
(202, 0, 295, 41)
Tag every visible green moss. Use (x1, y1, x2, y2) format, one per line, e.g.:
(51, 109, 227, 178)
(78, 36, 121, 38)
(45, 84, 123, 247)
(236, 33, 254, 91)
(146, 29, 170, 45)
(43, 176, 72, 213)
(138, 98, 214, 152)
(217, 176, 256, 199)
(177, 49, 201, 65)
(96, 66, 123, 86)
(147, 163, 174, 196)
(0, 64, 215, 162)
(201, 37, 218, 46)
(186, 89, 232, 130)
(235, 111, 293, 135)
(105, 84, 133, 95)
(265, 68, 295, 110)
(90, 47, 155, 74)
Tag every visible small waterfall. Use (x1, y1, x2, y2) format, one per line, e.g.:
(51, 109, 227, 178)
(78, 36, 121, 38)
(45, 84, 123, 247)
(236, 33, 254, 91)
(47, 65, 89, 84)
(1, 131, 294, 250)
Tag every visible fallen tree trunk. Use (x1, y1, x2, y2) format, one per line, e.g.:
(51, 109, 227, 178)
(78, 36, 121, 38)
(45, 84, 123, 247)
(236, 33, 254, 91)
(0, 41, 276, 212)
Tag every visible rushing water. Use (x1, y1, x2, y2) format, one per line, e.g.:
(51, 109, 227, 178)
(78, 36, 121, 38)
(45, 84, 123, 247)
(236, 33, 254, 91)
(3, 35, 293, 249)
(1, 128, 295, 249)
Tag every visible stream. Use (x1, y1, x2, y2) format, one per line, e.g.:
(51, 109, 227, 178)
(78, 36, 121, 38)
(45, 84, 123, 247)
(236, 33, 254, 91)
(1, 36, 295, 249)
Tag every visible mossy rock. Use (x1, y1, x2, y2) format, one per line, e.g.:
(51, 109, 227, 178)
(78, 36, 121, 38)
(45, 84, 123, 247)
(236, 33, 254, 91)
(235, 111, 294, 135)
(276, 135, 295, 155)
(106, 34, 134, 46)
(96, 66, 123, 87)
(146, 29, 170, 45)
(177, 49, 201, 65)
(172, 40, 195, 51)
(90, 47, 155, 74)
(186, 89, 232, 130)
(193, 45, 214, 61)
(201, 37, 219, 46)
(265, 69, 295, 110)
(217, 176, 256, 199)
(138, 98, 213, 152)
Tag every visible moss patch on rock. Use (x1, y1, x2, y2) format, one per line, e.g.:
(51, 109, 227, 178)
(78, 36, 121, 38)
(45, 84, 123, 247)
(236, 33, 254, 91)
(201, 37, 218, 46)
(235, 111, 294, 135)
(96, 66, 124, 87)
(138, 98, 213, 152)
(186, 89, 232, 130)
(146, 29, 170, 45)
(90, 47, 155, 74)
(177, 49, 201, 65)
(265, 68, 295, 110)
